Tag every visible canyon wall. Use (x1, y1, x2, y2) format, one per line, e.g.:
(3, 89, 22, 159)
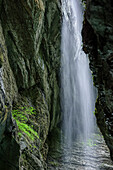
(0, 0, 61, 169)
(82, 0, 113, 161)
(0, 0, 113, 169)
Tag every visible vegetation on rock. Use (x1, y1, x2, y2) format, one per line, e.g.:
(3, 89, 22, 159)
(12, 106, 40, 141)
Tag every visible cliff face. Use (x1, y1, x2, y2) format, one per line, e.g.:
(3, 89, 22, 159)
(82, 0, 113, 161)
(0, 23, 20, 170)
(0, 0, 61, 169)
(1, 0, 112, 168)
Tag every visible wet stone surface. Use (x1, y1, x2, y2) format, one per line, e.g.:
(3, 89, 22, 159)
(47, 133, 113, 170)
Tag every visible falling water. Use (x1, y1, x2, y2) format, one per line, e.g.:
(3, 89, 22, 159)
(0, 68, 5, 95)
(61, 0, 96, 147)
(47, 0, 113, 168)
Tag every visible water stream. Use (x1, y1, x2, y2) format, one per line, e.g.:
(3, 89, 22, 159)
(47, 0, 113, 169)
(0, 68, 5, 95)
(61, 0, 96, 146)
(48, 133, 113, 169)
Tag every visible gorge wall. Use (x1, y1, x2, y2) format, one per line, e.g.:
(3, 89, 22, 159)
(0, 0, 61, 169)
(0, 0, 113, 169)
(82, 0, 113, 161)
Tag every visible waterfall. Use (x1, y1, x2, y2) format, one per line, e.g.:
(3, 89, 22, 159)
(0, 68, 5, 96)
(61, 0, 96, 147)
(0, 68, 6, 115)
(48, 1, 113, 168)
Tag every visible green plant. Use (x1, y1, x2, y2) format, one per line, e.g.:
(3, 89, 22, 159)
(87, 139, 97, 147)
(93, 108, 97, 115)
(12, 106, 39, 141)
(81, 0, 86, 9)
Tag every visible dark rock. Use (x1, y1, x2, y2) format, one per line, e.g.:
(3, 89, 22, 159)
(0, 135, 20, 170)
(0, 0, 61, 168)
(82, 0, 113, 161)
(0, 23, 20, 169)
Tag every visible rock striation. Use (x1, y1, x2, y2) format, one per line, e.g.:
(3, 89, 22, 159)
(0, 0, 113, 168)
(0, 0, 61, 169)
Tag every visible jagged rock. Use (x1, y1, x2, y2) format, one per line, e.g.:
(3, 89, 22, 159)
(0, 0, 61, 168)
(82, 0, 113, 161)
(0, 23, 20, 170)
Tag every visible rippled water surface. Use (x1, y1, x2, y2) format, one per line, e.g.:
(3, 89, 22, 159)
(47, 0, 113, 169)
(47, 133, 113, 170)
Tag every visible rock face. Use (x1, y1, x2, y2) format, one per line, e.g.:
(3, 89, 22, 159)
(0, 0, 61, 169)
(0, 23, 20, 170)
(1, 0, 112, 168)
(82, 0, 113, 161)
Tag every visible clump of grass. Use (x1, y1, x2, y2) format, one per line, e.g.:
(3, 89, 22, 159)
(12, 106, 39, 141)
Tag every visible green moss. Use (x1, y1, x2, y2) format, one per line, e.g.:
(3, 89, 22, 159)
(49, 161, 59, 167)
(93, 108, 97, 115)
(0, 53, 3, 68)
(12, 106, 39, 141)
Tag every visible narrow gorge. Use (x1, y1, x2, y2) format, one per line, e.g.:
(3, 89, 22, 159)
(0, 0, 113, 169)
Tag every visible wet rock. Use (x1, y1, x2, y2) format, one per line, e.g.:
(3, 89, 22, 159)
(0, 135, 20, 170)
(0, 22, 20, 169)
(0, 0, 61, 168)
(82, 0, 113, 161)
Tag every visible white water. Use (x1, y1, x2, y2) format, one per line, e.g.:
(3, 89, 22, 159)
(61, 0, 96, 148)
(0, 68, 5, 95)
(47, 1, 113, 167)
